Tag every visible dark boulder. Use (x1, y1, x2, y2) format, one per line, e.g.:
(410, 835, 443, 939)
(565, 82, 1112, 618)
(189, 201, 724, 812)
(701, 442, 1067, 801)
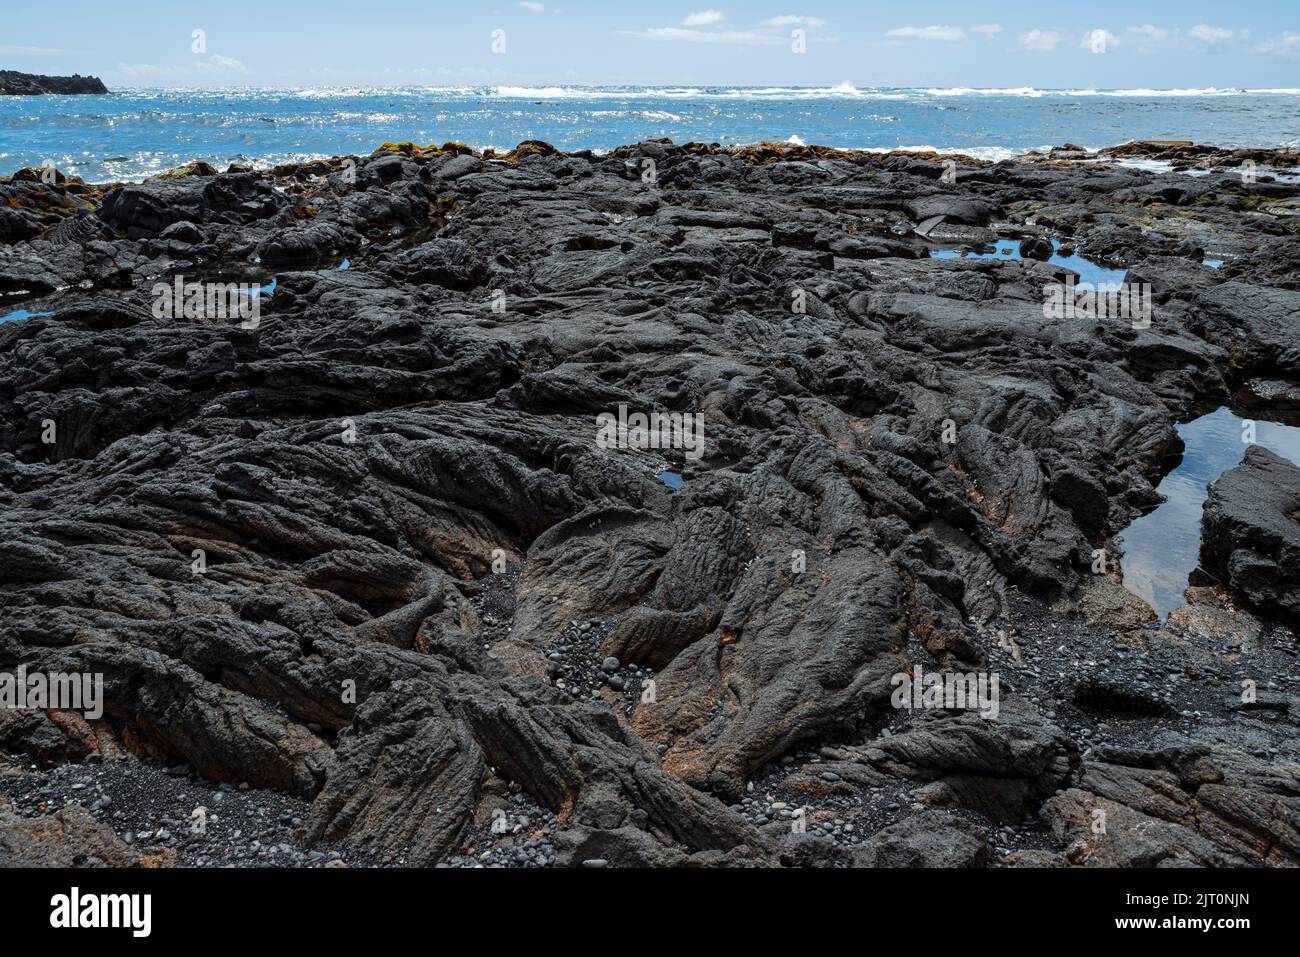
(1201, 446, 1300, 621)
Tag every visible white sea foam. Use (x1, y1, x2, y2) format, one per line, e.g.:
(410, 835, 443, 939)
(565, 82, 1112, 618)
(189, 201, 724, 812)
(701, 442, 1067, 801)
(923, 87, 1047, 97)
(112, 85, 1300, 101)
(494, 86, 576, 98)
(920, 86, 1300, 98)
(490, 84, 954, 101)
(332, 112, 406, 122)
(590, 110, 684, 121)
(494, 84, 872, 100)
(858, 144, 1038, 162)
(1091, 88, 1239, 97)
(1108, 158, 1177, 174)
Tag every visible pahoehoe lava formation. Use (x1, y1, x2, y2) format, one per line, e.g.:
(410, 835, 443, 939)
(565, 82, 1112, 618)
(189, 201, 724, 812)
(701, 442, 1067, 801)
(1, 139, 1298, 868)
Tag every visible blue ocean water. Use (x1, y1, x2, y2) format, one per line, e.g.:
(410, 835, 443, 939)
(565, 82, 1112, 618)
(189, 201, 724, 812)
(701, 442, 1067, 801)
(3, 85, 1300, 183)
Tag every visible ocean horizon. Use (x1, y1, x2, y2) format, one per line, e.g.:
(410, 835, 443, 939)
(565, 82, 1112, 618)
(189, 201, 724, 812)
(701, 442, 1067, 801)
(5, 83, 1300, 183)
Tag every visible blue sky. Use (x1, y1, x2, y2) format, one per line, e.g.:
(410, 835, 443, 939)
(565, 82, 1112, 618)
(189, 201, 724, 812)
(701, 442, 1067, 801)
(2, 0, 1297, 88)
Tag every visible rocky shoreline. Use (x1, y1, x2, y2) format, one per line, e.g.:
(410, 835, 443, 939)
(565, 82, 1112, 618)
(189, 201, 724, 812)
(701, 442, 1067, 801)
(1, 137, 1298, 868)
(0, 70, 108, 96)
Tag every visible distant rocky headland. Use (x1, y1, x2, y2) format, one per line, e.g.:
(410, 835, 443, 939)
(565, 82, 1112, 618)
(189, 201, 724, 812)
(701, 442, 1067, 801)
(0, 70, 108, 95)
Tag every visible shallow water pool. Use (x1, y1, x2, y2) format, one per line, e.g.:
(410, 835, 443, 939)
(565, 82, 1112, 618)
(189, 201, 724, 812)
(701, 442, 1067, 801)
(930, 239, 1128, 288)
(1116, 407, 1300, 619)
(657, 469, 685, 490)
(0, 309, 52, 324)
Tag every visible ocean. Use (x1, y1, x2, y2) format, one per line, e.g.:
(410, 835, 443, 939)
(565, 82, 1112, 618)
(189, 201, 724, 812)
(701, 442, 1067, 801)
(3, 85, 1300, 183)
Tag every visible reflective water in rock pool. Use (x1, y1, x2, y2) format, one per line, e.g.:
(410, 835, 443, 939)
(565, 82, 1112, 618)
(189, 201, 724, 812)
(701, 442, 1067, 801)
(930, 239, 1128, 288)
(1117, 407, 1300, 619)
(0, 309, 52, 324)
(657, 470, 685, 490)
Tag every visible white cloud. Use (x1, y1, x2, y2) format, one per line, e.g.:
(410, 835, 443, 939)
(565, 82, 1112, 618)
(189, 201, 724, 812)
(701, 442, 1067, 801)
(1113, 24, 1251, 51)
(765, 15, 828, 29)
(1126, 25, 1168, 42)
(118, 55, 248, 78)
(201, 54, 247, 73)
(622, 27, 786, 46)
(970, 24, 1003, 38)
(1189, 25, 1247, 43)
(682, 10, 725, 27)
(885, 25, 965, 42)
(303, 64, 506, 83)
(1119, 25, 1251, 51)
(1255, 31, 1300, 55)
(520, 1, 545, 12)
(1018, 29, 1064, 52)
(625, 13, 828, 46)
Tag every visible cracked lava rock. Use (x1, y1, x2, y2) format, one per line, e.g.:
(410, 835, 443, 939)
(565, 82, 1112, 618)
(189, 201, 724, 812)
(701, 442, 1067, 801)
(1, 138, 1299, 868)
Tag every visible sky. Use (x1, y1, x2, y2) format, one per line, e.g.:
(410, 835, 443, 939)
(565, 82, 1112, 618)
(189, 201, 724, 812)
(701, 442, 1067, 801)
(2, 0, 1298, 89)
